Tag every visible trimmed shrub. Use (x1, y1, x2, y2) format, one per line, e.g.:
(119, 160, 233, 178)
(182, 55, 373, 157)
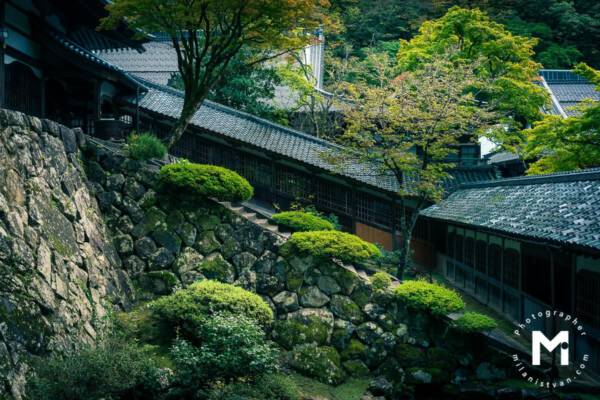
(126, 132, 167, 161)
(394, 280, 464, 316)
(171, 314, 279, 386)
(27, 337, 161, 400)
(454, 312, 497, 333)
(272, 211, 335, 232)
(370, 271, 393, 290)
(158, 160, 253, 202)
(149, 280, 273, 342)
(285, 231, 381, 263)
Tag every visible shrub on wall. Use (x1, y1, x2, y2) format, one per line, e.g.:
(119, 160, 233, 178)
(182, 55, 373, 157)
(126, 132, 167, 161)
(370, 271, 393, 290)
(171, 313, 279, 386)
(158, 160, 253, 202)
(394, 280, 465, 316)
(454, 312, 497, 333)
(149, 280, 273, 342)
(285, 231, 382, 263)
(272, 211, 335, 232)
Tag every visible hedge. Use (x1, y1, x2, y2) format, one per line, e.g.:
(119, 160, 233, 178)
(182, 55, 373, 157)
(158, 160, 253, 202)
(272, 211, 335, 232)
(454, 312, 497, 333)
(394, 280, 465, 316)
(149, 280, 273, 341)
(126, 132, 167, 161)
(285, 231, 381, 263)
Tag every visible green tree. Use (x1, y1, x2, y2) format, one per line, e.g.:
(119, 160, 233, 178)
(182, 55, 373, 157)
(169, 47, 287, 124)
(525, 64, 600, 174)
(396, 6, 548, 131)
(102, 0, 330, 149)
(332, 51, 497, 277)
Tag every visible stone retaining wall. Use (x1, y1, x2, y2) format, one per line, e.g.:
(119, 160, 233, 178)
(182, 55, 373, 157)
(85, 141, 471, 390)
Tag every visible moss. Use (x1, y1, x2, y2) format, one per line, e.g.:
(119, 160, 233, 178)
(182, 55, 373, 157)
(288, 374, 370, 400)
(370, 272, 393, 291)
(394, 343, 426, 367)
(274, 312, 332, 349)
(426, 347, 456, 371)
(146, 271, 179, 289)
(342, 360, 370, 377)
(394, 279, 464, 316)
(288, 345, 346, 385)
(272, 211, 335, 232)
(285, 231, 382, 263)
(158, 160, 253, 202)
(198, 257, 233, 282)
(406, 367, 450, 385)
(341, 339, 367, 360)
(454, 312, 497, 333)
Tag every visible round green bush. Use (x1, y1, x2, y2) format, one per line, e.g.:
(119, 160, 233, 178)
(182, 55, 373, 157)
(285, 231, 381, 263)
(394, 280, 465, 316)
(126, 132, 167, 161)
(370, 271, 393, 290)
(149, 280, 273, 341)
(454, 312, 497, 333)
(272, 211, 335, 232)
(171, 313, 279, 386)
(158, 160, 253, 202)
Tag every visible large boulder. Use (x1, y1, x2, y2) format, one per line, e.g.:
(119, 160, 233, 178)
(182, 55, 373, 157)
(288, 344, 346, 385)
(274, 308, 334, 349)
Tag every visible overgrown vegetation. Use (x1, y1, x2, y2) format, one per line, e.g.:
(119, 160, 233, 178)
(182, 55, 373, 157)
(395, 280, 465, 316)
(285, 231, 381, 263)
(454, 312, 498, 333)
(158, 160, 253, 202)
(272, 211, 335, 232)
(370, 271, 393, 291)
(126, 132, 167, 161)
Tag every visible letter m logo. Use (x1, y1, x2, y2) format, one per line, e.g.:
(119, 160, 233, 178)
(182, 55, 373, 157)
(532, 331, 569, 366)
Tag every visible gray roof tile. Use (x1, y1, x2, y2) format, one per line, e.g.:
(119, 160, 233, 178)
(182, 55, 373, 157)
(421, 168, 600, 251)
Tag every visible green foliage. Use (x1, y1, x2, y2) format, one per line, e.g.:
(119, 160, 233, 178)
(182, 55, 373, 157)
(454, 312, 498, 333)
(394, 343, 426, 367)
(288, 345, 346, 385)
(27, 336, 161, 400)
(272, 211, 335, 232)
(149, 280, 273, 342)
(171, 313, 279, 386)
(208, 374, 301, 400)
(397, 6, 547, 126)
(370, 271, 393, 291)
(158, 160, 253, 202)
(286, 231, 381, 263)
(126, 132, 167, 161)
(525, 63, 600, 174)
(394, 279, 465, 316)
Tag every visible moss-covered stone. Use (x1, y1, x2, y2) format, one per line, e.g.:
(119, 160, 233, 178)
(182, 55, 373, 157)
(198, 253, 235, 283)
(394, 343, 426, 367)
(342, 359, 370, 377)
(340, 339, 367, 360)
(288, 344, 346, 385)
(273, 308, 334, 349)
(330, 295, 364, 324)
(195, 231, 220, 254)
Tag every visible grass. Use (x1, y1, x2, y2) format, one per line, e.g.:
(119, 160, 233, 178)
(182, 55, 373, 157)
(288, 373, 370, 400)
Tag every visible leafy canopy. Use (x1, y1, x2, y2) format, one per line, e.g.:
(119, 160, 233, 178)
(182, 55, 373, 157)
(525, 64, 600, 174)
(397, 6, 548, 126)
(102, 0, 331, 148)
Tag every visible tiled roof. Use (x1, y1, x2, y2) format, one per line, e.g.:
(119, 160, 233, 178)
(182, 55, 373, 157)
(540, 69, 599, 118)
(134, 78, 401, 192)
(95, 42, 179, 85)
(421, 168, 600, 251)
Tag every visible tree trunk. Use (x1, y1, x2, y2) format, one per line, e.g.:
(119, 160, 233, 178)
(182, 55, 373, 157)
(396, 231, 412, 280)
(164, 101, 198, 149)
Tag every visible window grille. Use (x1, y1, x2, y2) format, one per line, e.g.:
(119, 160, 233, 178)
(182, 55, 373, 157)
(503, 248, 520, 289)
(475, 240, 487, 273)
(488, 244, 502, 281)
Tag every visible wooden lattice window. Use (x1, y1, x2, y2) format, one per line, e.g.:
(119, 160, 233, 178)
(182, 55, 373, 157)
(355, 193, 392, 229)
(464, 237, 475, 267)
(475, 240, 487, 273)
(314, 180, 350, 215)
(455, 234, 464, 263)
